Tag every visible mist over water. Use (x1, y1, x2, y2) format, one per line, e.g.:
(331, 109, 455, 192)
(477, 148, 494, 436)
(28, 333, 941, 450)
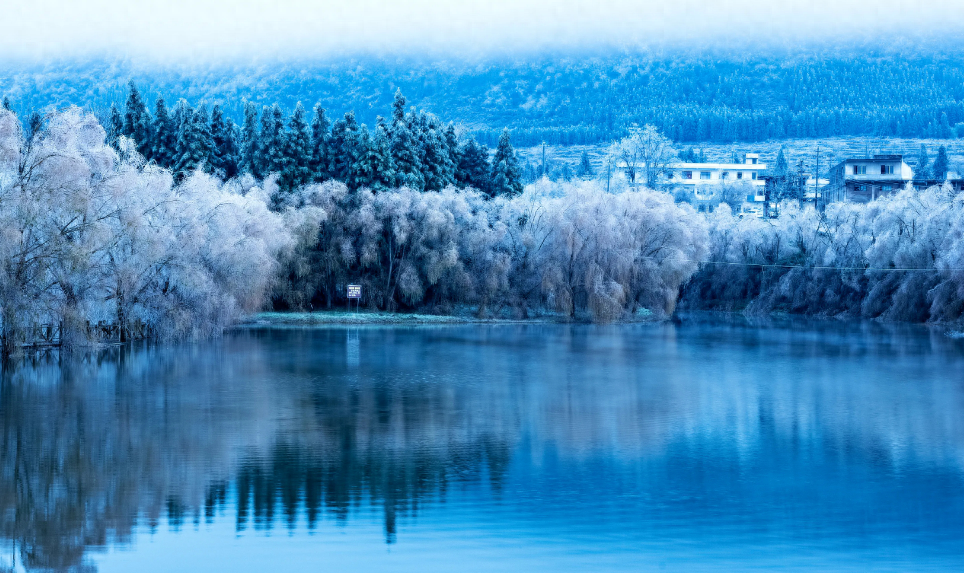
(3, 319, 964, 571)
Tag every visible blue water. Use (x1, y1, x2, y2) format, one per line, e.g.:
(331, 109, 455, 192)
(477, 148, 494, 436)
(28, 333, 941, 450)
(3, 318, 964, 571)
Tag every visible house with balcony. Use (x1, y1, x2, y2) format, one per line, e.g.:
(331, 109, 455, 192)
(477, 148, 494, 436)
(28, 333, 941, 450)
(664, 153, 768, 213)
(825, 155, 914, 203)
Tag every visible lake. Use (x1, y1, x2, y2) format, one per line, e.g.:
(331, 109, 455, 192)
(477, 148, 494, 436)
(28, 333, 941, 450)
(3, 317, 964, 572)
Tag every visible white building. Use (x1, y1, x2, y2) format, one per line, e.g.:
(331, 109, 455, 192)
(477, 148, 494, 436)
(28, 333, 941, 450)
(666, 153, 768, 190)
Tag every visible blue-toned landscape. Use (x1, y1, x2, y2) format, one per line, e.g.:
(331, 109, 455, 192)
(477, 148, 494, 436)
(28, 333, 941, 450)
(4, 1, 964, 571)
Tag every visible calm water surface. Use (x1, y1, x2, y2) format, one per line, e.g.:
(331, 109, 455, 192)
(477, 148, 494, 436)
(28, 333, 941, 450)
(3, 318, 964, 571)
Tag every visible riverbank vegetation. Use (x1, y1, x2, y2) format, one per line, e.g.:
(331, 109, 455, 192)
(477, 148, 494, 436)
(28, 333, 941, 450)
(6, 101, 964, 358)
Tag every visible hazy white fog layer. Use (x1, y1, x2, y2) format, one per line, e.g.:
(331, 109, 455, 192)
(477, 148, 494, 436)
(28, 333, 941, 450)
(1, 0, 961, 61)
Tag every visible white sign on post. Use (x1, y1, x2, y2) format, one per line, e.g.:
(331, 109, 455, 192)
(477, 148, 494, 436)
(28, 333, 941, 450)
(347, 284, 362, 299)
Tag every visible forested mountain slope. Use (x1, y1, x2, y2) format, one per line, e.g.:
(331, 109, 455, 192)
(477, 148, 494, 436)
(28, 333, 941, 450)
(4, 46, 964, 146)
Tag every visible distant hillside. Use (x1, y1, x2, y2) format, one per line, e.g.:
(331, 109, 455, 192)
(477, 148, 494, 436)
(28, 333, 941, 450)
(3, 48, 964, 147)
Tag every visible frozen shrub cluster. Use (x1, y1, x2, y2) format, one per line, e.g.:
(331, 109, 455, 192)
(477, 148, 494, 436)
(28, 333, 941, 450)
(274, 178, 708, 322)
(0, 108, 289, 356)
(681, 186, 964, 322)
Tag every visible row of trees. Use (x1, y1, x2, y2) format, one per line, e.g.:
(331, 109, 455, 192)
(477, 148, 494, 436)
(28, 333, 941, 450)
(681, 185, 964, 322)
(0, 107, 288, 358)
(108, 83, 524, 198)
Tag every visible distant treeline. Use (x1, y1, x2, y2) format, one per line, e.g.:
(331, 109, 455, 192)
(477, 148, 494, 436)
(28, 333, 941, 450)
(72, 82, 524, 199)
(5, 52, 964, 145)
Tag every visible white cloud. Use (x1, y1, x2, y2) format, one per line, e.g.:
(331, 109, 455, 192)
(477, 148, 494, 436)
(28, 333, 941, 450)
(0, 0, 961, 61)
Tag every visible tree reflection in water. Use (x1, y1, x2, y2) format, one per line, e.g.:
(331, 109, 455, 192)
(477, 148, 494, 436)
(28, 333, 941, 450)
(1, 321, 964, 571)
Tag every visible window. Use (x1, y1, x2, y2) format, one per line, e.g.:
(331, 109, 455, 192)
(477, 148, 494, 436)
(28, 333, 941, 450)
(882, 184, 893, 191)
(700, 172, 711, 180)
(751, 172, 757, 180)
(854, 165, 867, 175)
(721, 171, 729, 179)
(683, 171, 693, 180)
(881, 165, 894, 175)
(751, 158, 758, 164)
(737, 172, 743, 179)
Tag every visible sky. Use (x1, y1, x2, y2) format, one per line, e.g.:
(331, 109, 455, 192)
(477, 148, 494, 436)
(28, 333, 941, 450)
(1, 0, 962, 61)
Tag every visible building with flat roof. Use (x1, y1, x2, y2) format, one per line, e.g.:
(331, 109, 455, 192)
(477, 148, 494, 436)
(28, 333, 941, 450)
(825, 155, 914, 203)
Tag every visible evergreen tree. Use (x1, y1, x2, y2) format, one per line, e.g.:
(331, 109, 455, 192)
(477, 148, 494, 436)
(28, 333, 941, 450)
(490, 128, 523, 197)
(107, 103, 124, 150)
(210, 105, 240, 180)
(419, 115, 456, 191)
(240, 102, 260, 177)
(122, 81, 153, 160)
(347, 124, 372, 192)
(309, 104, 331, 182)
(456, 138, 491, 192)
(444, 123, 460, 171)
(279, 102, 313, 192)
(256, 104, 286, 177)
(151, 97, 177, 169)
(328, 111, 359, 183)
(1, 96, 10, 110)
(173, 102, 212, 179)
(391, 88, 406, 126)
(368, 123, 397, 192)
(576, 150, 594, 178)
(390, 112, 424, 190)
(933, 145, 950, 181)
(774, 146, 789, 175)
(914, 144, 930, 181)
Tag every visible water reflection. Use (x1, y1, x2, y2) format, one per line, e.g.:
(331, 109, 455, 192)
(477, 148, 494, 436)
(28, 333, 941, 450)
(2, 319, 964, 571)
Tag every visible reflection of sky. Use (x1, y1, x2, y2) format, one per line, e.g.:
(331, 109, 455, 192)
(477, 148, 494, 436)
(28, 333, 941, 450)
(7, 319, 964, 571)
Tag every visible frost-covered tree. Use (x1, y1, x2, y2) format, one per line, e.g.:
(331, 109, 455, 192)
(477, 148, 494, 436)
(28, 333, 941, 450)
(278, 102, 312, 194)
(151, 97, 177, 169)
(107, 103, 123, 150)
(309, 104, 330, 182)
(328, 111, 359, 184)
(490, 129, 523, 196)
(256, 104, 285, 177)
(577, 150, 594, 178)
(390, 119, 423, 190)
(240, 101, 260, 177)
(347, 124, 373, 192)
(419, 115, 456, 192)
(368, 123, 396, 192)
(914, 144, 930, 181)
(933, 145, 950, 182)
(456, 138, 491, 194)
(173, 103, 212, 179)
(209, 104, 240, 180)
(122, 81, 153, 160)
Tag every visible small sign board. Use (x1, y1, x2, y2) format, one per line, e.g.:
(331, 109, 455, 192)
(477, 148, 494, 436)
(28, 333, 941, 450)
(347, 284, 362, 299)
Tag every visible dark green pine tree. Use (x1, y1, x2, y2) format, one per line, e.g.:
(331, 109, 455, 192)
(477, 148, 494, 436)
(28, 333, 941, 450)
(419, 116, 456, 191)
(256, 105, 286, 178)
(122, 81, 153, 160)
(1, 97, 10, 110)
(174, 103, 212, 180)
(107, 103, 124, 150)
(309, 105, 331, 182)
(390, 112, 424, 190)
(368, 123, 396, 192)
(456, 138, 491, 193)
(933, 145, 950, 181)
(576, 150, 594, 178)
(914, 144, 930, 181)
(347, 124, 373, 192)
(391, 88, 406, 126)
(328, 111, 359, 183)
(151, 97, 177, 169)
(210, 105, 241, 180)
(490, 128, 523, 196)
(279, 102, 313, 192)
(444, 123, 460, 171)
(774, 146, 789, 175)
(240, 102, 260, 177)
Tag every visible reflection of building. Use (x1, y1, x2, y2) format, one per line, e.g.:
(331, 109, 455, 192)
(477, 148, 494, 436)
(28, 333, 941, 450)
(825, 155, 914, 203)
